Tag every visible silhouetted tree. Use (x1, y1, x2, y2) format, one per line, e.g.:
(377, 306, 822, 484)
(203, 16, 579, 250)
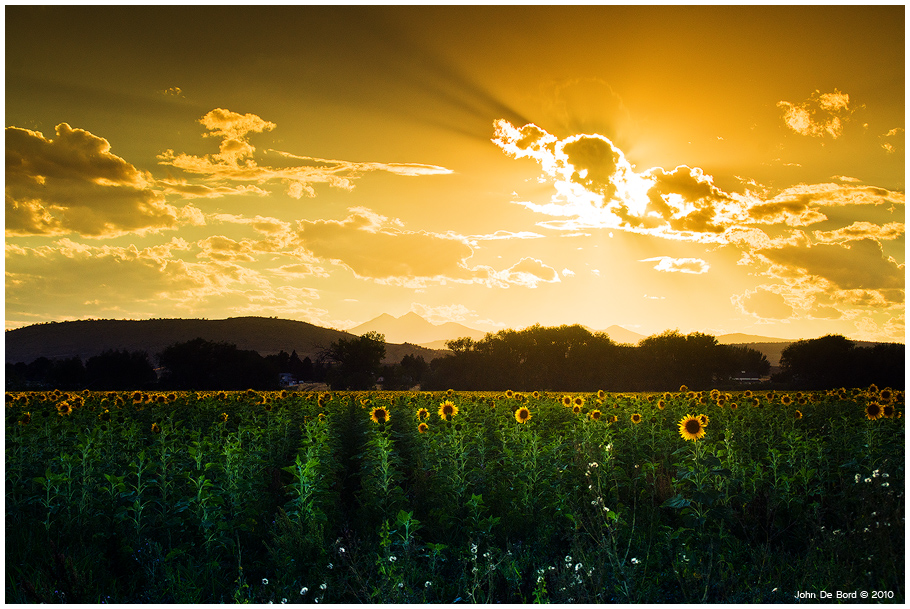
(158, 338, 277, 390)
(85, 349, 157, 390)
(321, 331, 386, 390)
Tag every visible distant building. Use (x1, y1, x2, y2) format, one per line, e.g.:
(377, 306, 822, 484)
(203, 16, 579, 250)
(278, 372, 297, 387)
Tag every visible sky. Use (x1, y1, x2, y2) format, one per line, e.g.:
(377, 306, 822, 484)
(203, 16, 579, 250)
(5, 5, 905, 343)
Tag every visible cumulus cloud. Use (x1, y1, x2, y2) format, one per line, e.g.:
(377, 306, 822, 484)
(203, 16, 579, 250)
(159, 108, 452, 199)
(758, 239, 904, 293)
(293, 207, 554, 288)
(777, 89, 858, 138)
(640, 256, 710, 274)
(733, 287, 794, 320)
(6, 123, 181, 237)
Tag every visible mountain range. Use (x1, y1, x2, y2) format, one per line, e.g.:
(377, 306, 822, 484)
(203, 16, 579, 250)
(6, 314, 878, 369)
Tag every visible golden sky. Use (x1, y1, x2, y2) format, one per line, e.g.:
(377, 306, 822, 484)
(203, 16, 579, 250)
(5, 6, 905, 342)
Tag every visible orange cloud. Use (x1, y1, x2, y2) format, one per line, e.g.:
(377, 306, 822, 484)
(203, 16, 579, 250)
(159, 109, 452, 199)
(777, 89, 858, 138)
(733, 287, 794, 320)
(6, 124, 180, 237)
(813, 221, 904, 244)
(640, 256, 710, 274)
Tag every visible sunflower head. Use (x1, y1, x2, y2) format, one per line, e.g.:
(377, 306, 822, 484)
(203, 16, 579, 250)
(752, 397, 761, 408)
(151, 422, 161, 434)
(781, 394, 793, 406)
(597, 390, 606, 400)
(219, 412, 229, 423)
(370, 407, 390, 424)
(589, 409, 602, 421)
(18, 411, 31, 425)
(515, 406, 532, 423)
(630, 413, 642, 424)
(865, 402, 883, 420)
(882, 404, 895, 418)
(418, 422, 429, 434)
(657, 400, 665, 410)
(572, 404, 582, 414)
(794, 410, 803, 419)
(679, 385, 689, 393)
(562, 396, 573, 407)
(678, 415, 706, 442)
(574, 396, 585, 407)
(505, 389, 514, 399)
(609, 415, 619, 424)
(57, 401, 72, 416)
(697, 414, 709, 427)
(417, 407, 430, 420)
(438, 400, 459, 420)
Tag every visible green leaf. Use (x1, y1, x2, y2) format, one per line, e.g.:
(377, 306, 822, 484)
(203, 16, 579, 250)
(661, 494, 691, 509)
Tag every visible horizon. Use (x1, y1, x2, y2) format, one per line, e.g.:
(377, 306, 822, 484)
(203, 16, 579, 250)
(14, 312, 904, 347)
(5, 6, 904, 343)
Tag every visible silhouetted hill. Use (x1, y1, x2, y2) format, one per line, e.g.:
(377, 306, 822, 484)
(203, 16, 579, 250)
(5, 317, 447, 365)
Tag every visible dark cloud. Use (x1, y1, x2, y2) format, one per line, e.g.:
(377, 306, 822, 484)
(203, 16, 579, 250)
(6, 123, 179, 236)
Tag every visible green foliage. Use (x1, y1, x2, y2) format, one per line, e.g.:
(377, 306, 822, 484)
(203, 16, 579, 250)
(5, 386, 905, 603)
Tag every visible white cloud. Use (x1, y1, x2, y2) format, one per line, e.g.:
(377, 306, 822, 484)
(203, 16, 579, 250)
(640, 256, 710, 274)
(777, 89, 858, 138)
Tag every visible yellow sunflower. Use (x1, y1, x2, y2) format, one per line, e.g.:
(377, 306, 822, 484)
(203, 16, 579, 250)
(679, 385, 689, 393)
(697, 414, 709, 427)
(597, 390, 606, 400)
(865, 402, 883, 420)
(562, 395, 573, 407)
(57, 401, 72, 416)
(151, 422, 161, 434)
(589, 409, 602, 421)
(417, 407, 430, 420)
(882, 404, 895, 418)
(438, 400, 459, 420)
(506, 389, 514, 399)
(574, 396, 585, 408)
(370, 406, 390, 424)
(515, 406, 532, 423)
(781, 394, 793, 406)
(18, 411, 31, 425)
(657, 400, 666, 410)
(572, 404, 582, 415)
(678, 415, 706, 442)
(418, 422, 429, 433)
(219, 412, 229, 422)
(630, 413, 642, 424)
(794, 410, 803, 419)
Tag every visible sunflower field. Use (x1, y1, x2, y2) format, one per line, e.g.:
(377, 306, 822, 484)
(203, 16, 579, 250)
(5, 386, 904, 603)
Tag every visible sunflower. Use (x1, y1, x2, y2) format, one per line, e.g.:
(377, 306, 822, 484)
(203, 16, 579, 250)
(416, 407, 430, 420)
(697, 414, 709, 427)
(57, 402, 72, 416)
(609, 415, 619, 424)
(533, 391, 541, 399)
(589, 409, 602, 421)
(679, 385, 689, 393)
(882, 404, 895, 418)
(370, 407, 390, 424)
(505, 390, 514, 399)
(515, 406, 532, 423)
(17, 411, 31, 425)
(630, 413, 642, 424)
(678, 415, 706, 442)
(151, 422, 161, 434)
(572, 404, 582, 415)
(752, 397, 761, 408)
(418, 422, 429, 433)
(730, 402, 738, 410)
(794, 410, 803, 420)
(574, 396, 586, 408)
(597, 389, 606, 400)
(781, 394, 793, 406)
(562, 396, 573, 407)
(657, 400, 665, 410)
(865, 402, 883, 420)
(219, 412, 229, 422)
(438, 400, 459, 420)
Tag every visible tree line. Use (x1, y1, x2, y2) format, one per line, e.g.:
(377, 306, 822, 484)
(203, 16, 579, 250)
(5, 327, 903, 392)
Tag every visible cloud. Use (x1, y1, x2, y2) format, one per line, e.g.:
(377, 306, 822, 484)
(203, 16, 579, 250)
(777, 89, 858, 138)
(880, 127, 904, 154)
(640, 256, 710, 274)
(292, 207, 559, 289)
(6, 123, 181, 237)
(733, 287, 794, 320)
(758, 238, 904, 293)
(409, 303, 475, 324)
(492, 257, 560, 288)
(813, 221, 904, 244)
(196, 235, 259, 262)
(158, 108, 452, 199)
